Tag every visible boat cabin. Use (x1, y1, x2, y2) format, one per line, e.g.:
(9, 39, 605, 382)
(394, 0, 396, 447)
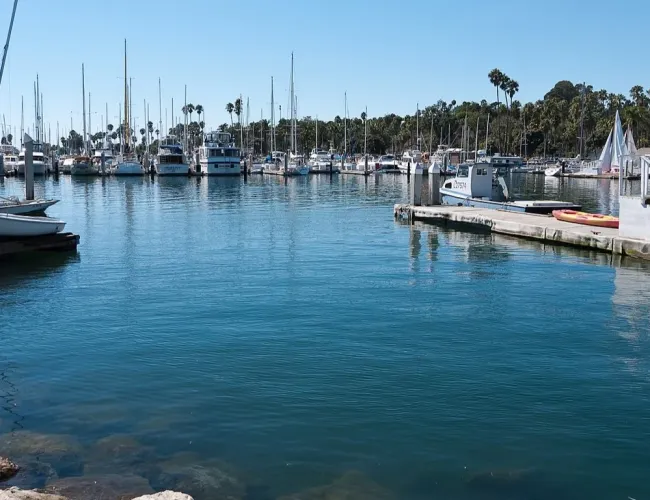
(159, 144, 184, 164)
(443, 162, 494, 198)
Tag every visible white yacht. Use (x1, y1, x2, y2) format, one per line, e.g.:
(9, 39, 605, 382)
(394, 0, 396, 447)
(70, 156, 99, 176)
(378, 154, 399, 172)
(288, 153, 310, 176)
(399, 149, 423, 174)
(17, 143, 47, 175)
(156, 140, 189, 176)
(309, 148, 335, 172)
(3, 153, 18, 175)
(198, 131, 241, 176)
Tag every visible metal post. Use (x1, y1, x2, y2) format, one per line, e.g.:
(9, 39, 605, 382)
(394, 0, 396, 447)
(24, 133, 34, 200)
(407, 160, 411, 182)
(364, 155, 368, 175)
(101, 151, 106, 176)
(284, 151, 289, 177)
(244, 155, 249, 182)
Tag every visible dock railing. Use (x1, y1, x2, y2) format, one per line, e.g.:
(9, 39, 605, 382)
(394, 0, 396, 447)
(620, 154, 650, 202)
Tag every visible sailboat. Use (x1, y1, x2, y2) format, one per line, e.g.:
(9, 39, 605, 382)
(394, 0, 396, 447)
(114, 40, 144, 176)
(285, 53, 309, 176)
(70, 64, 98, 176)
(572, 110, 627, 178)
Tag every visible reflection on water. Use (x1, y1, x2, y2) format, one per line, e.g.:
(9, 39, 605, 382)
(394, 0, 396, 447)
(0, 174, 649, 499)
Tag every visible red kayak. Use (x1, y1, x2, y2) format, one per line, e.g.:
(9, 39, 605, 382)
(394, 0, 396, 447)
(552, 209, 619, 229)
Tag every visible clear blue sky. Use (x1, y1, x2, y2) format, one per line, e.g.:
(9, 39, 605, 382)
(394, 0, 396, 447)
(1, 0, 648, 140)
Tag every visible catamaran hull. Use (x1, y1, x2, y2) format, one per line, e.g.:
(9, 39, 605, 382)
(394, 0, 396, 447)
(0, 199, 58, 215)
(156, 164, 189, 176)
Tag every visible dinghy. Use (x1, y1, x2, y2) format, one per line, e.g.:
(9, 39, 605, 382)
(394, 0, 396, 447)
(0, 196, 58, 215)
(552, 210, 619, 229)
(0, 213, 66, 237)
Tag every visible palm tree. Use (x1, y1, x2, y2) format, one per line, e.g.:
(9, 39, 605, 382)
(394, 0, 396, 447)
(187, 103, 195, 123)
(7, 133, 12, 144)
(234, 98, 243, 146)
(195, 104, 203, 125)
(488, 68, 504, 152)
(226, 103, 234, 127)
(111, 132, 117, 141)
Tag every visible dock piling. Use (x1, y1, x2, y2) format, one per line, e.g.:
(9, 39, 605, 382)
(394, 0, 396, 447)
(244, 156, 249, 182)
(407, 161, 411, 183)
(364, 155, 368, 175)
(409, 164, 423, 206)
(24, 133, 34, 200)
(429, 163, 440, 205)
(100, 151, 106, 176)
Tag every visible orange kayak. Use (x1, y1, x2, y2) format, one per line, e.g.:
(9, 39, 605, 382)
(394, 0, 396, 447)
(552, 209, 619, 229)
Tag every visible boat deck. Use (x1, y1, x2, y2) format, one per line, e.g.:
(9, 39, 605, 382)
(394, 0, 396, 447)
(394, 205, 650, 260)
(0, 232, 80, 258)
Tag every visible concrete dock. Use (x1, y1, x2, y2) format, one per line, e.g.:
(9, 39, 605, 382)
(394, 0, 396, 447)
(394, 205, 650, 260)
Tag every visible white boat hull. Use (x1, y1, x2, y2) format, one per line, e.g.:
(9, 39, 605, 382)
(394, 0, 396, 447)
(156, 163, 189, 176)
(0, 213, 66, 237)
(200, 161, 242, 176)
(0, 199, 58, 215)
(17, 162, 47, 175)
(545, 167, 562, 177)
(114, 162, 145, 176)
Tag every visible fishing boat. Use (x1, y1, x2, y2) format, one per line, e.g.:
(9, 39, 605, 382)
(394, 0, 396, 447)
(197, 131, 241, 176)
(440, 160, 581, 214)
(60, 156, 75, 174)
(0, 196, 58, 215)
(0, 213, 66, 237)
(70, 155, 98, 176)
(552, 210, 619, 229)
(156, 139, 188, 176)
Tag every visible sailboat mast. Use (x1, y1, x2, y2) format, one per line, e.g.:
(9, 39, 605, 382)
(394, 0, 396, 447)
(416, 103, 419, 149)
(315, 116, 318, 150)
(0, 0, 18, 88)
(81, 64, 87, 153)
(270, 76, 275, 153)
(88, 92, 91, 151)
(344, 92, 347, 155)
(184, 85, 187, 153)
(124, 39, 128, 148)
(485, 113, 490, 153)
(158, 78, 162, 142)
(260, 109, 263, 155)
(364, 106, 367, 156)
(290, 52, 294, 154)
(578, 82, 586, 158)
(475, 116, 479, 161)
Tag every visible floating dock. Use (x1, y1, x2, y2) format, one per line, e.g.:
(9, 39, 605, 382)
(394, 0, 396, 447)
(394, 205, 650, 260)
(0, 232, 80, 258)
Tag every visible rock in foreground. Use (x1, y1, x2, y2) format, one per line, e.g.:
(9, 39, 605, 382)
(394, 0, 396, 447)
(0, 487, 66, 500)
(131, 492, 194, 500)
(0, 457, 20, 481)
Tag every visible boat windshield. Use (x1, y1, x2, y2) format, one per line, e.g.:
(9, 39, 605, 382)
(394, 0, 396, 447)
(457, 165, 469, 178)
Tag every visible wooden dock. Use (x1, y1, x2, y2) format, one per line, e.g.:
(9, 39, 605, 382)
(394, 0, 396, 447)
(394, 205, 650, 260)
(0, 232, 80, 258)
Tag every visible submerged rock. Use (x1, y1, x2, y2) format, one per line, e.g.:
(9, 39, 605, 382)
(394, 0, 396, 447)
(279, 471, 394, 500)
(0, 487, 66, 500)
(45, 473, 154, 500)
(2, 460, 58, 489)
(131, 492, 194, 500)
(156, 453, 245, 500)
(466, 468, 540, 497)
(0, 432, 83, 478)
(0, 456, 20, 481)
(83, 434, 157, 478)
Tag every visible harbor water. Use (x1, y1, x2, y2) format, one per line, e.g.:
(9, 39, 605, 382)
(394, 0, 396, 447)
(1, 174, 649, 499)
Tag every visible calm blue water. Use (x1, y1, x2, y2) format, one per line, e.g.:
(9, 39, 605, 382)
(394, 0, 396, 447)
(1, 174, 649, 499)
